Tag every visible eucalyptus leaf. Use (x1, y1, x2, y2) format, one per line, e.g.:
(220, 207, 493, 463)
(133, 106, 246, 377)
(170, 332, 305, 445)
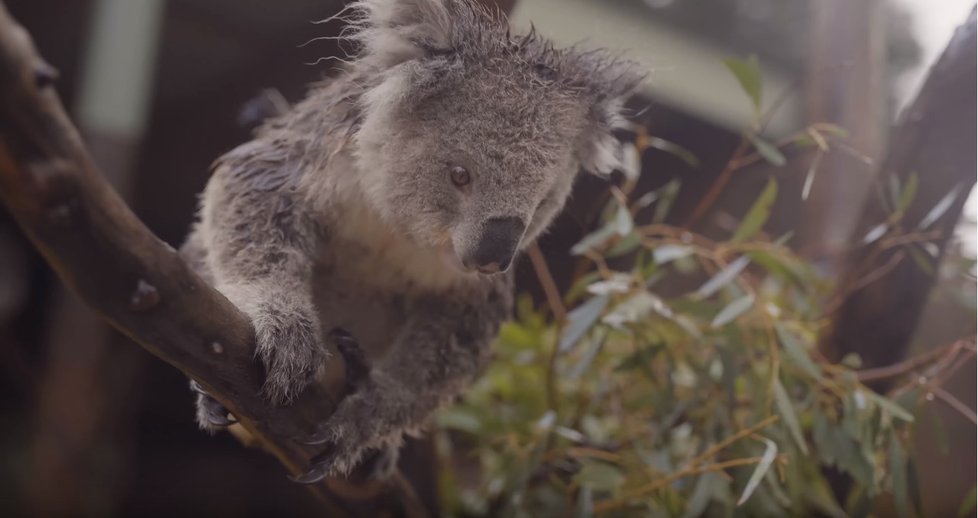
(653, 179, 682, 223)
(896, 172, 918, 215)
(737, 437, 778, 506)
(695, 256, 750, 299)
(732, 178, 778, 243)
(865, 391, 915, 422)
(751, 137, 787, 167)
(559, 294, 609, 352)
(571, 224, 617, 255)
(861, 223, 888, 244)
(907, 245, 935, 276)
(615, 204, 635, 236)
(889, 438, 909, 518)
(723, 54, 763, 112)
(574, 462, 625, 492)
(646, 136, 701, 168)
(620, 142, 642, 182)
(802, 151, 823, 200)
(711, 294, 754, 328)
(654, 244, 693, 265)
(774, 323, 821, 379)
(773, 378, 809, 454)
(607, 232, 641, 258)
(918, 186, 961, 229)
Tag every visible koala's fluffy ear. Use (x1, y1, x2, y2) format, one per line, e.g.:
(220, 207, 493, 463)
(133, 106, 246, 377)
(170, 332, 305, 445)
(350, 0, 454, 68)
(576, 63, 646, 177)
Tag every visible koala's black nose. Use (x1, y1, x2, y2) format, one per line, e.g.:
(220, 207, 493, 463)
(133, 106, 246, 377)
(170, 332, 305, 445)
(465, 217, 526, 274)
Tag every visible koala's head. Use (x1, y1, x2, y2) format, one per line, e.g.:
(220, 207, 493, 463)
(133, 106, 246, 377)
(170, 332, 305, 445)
(348, 0, 644, 275)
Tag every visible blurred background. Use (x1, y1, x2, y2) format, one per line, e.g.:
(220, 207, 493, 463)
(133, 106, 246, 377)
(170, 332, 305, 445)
(0, 0, 974, 516)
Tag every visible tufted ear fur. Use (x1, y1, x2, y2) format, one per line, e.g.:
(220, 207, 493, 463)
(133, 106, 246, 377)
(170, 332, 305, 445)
(347, 0, 455, 69)
(574, 62, 646, 176)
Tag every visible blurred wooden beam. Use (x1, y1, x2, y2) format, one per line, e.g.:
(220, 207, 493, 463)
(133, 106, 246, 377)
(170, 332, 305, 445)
(800, 0, 887, 261)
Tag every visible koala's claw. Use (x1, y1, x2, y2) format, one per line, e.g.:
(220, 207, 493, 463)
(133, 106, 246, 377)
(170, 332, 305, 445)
(291, 443, 399, 485)
(329, 327, 371, 396)
(291, 443, 338, 484)
(190, 380, 237, 429)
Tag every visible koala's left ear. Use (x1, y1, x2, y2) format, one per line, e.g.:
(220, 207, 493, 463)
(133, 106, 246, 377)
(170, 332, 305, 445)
(350, 0, 455, 69)
(576, 62, 646, 177)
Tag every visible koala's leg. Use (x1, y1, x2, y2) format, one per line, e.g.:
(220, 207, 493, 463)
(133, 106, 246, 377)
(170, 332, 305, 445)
(293, 296, 505, 482)
(199, 149, 326, 405)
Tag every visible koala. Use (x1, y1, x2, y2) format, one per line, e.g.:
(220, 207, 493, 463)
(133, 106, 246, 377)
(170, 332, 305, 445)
(180, 0, 642, 482)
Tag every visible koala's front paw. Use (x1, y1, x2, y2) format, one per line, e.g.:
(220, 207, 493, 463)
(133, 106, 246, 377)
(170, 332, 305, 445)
(254, 308, 328, 405)
(190, 380, 236, 432)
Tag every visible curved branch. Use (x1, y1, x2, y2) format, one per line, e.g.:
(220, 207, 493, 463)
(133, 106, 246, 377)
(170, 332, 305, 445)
(0, 4, 420, 515)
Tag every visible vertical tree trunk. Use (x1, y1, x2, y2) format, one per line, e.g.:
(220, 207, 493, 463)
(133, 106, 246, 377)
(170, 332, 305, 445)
(823, 9, 977, 371)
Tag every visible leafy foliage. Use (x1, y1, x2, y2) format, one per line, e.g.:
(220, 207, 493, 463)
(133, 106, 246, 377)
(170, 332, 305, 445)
(433, 55, 968, 517)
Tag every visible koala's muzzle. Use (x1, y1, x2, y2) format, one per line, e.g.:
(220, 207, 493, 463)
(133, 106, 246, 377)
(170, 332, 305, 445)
(463, 217, 525, 274)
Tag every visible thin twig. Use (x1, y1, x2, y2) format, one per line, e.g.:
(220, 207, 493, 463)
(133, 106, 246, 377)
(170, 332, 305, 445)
(930, 385, 978, 425)
(528, 243, 566, 321)
(857, 339, 972, 382)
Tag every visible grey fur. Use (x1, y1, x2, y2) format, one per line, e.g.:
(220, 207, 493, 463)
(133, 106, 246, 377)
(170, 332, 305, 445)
(181, 0, 642, 476)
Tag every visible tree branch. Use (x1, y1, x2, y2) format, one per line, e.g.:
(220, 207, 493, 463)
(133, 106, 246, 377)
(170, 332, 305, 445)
(0, 4, 419, 515)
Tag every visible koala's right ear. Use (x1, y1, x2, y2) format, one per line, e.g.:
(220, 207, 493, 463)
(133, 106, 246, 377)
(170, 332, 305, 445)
(349, 0, 454, 69)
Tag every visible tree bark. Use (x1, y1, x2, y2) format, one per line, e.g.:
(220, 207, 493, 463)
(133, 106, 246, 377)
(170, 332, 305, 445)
(822, 8, 977, 372)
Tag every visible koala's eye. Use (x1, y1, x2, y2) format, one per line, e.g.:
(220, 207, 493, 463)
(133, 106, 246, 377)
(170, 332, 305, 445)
(449, 166, 471, 188)
(420, 43, 455, 59)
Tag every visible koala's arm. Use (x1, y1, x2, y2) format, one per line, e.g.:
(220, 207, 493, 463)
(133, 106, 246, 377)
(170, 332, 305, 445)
(192, 141, 326, 404)
(296, 280, 512, 480)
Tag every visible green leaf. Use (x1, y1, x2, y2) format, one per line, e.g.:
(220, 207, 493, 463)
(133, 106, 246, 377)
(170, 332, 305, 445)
(620, 142, 641, 182)
(607, 232, 641, 258)
(861, 223, 888, 244)
(569, 331, 607, 379)
(889, 439, 909, 518)
(653, 179, 682, 223)
(695, 255, 750, 299)
(614, 343, 663, 372)
(732, 178, 778, 243)
(927, 402, 950, 455)
(615, 203, 634, 236)
(918, 186, 961, 229)
(571, 224, 617, 255)
(865, 390, 915, 422)
(802, 150, 823, 200)
(774, 323, 821, 379)
(737, 437, 778, 506)
(907, 244, 935, 276)
(818, 123, 849, 138)
(751, 137, 787, 167)
(773, 378, 809, 454)
(559, 295, 610, 352)
(723, 54, 763, 112)
(574, 461, 625, 492)
(653, 244, 693, 265)
(646, 136, 701, 168)
(437, 407, 483, 433)
(896, 172, 919, 215)
(683, 473, 722, 518)
(711, 294, 755, 328)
